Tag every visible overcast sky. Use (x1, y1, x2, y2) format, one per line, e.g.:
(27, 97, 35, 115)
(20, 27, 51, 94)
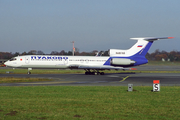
(0, 0, 180, 54)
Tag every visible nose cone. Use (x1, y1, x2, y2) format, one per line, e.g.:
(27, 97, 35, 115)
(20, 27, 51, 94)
(4, 61, 8, 66)
(4, 61, 10, 67)
(4, 60, 20, 68)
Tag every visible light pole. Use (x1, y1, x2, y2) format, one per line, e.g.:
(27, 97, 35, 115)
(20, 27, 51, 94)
(71, 41, 75, 56)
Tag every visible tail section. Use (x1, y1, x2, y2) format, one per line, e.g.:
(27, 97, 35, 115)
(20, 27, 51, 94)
(106, 37, 174, 67)
(109, 37, 174, 57)
(130, 37, 174, 57)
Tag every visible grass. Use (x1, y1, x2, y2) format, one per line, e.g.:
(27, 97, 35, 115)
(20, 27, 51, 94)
(0, 77, 52, 83)
(0, 61, 179, 119)
(0, 69, 86, 74)
(0, 86, 180, 119)
(147, 61, 180, 65)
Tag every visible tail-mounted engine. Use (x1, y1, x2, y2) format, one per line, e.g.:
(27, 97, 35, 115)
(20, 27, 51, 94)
(110, 58, 136, 66)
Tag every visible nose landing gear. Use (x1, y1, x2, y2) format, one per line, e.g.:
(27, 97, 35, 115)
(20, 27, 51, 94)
(27, 68, 32, 75)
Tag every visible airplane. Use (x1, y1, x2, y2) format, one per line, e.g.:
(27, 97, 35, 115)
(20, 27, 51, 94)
(4, 37, 174, 75)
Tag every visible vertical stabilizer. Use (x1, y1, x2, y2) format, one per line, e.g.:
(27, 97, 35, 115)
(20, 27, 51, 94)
(130, 37, 174, 57)
(109, 37, 174, 57)
(106, 37, 174, 66)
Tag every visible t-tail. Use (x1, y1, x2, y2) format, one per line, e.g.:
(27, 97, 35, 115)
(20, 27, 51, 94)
(105, 37, 174, 67)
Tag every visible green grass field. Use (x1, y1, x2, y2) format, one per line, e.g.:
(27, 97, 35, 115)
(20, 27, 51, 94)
(0, 68, 86, 74)
(146, 61, 180, 65)
(0, 86, 180, 120)
(0, 61, 179, 119)
(0, 77, 52, 83)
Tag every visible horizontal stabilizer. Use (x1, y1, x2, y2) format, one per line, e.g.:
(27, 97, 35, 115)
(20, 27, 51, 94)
(131, 37, 174, 41)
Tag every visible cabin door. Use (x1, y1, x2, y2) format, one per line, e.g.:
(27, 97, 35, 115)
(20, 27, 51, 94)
(63, 57, 68, 65)
(25, 57, 30, 64)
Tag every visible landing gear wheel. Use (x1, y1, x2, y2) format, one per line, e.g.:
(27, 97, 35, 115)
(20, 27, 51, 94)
(91, 72, 95, 75)
(84, 69, 104, 75)
(85, 72, 104, 75)
(27, 71, 31, 74)
(100, 72, 104, 75)
(97, 72, 100, 75)
(27, 68, 32, 75)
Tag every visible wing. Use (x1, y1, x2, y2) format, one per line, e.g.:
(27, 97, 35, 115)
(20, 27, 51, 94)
(69, 64, 135, 70)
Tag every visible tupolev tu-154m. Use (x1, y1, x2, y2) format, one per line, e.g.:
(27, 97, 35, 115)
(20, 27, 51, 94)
(5, 37, 174, 75)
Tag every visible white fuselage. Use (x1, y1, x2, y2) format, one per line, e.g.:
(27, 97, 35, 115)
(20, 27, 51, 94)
(5, 55, 110, 69)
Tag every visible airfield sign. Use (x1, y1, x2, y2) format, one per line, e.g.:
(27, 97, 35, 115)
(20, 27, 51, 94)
(153, 80, 160, 92)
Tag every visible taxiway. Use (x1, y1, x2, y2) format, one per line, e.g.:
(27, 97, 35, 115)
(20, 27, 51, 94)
(0, 73, 180, 86)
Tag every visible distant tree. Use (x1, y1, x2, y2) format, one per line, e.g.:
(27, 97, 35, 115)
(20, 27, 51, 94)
(67, 51, 72, 55)
(74, 48, 79, 55)
(145, 53, 151, 60)
(99, 51, 104, 56)
(37, 50, 44, 55)
(0, 52, 2, 59)
(154, 49, 160, 55)
(161, 50, 168, 54)
(103, 51, 109, 56)
(155, 54, 168, 61)
(59, 50, 65, 55)
(50, 51, 59, 55)
(28, 50, 37, 55)
(21, 52, 27, 55)
(14, 52, 20, 57)
(147, 49, 161, 61)
(79, 52, 89, 56)
(0, 52, 13, 59)
(169, 50, 180, 61)
(90, 50, 98, 56)
(74, 47, 79, 53)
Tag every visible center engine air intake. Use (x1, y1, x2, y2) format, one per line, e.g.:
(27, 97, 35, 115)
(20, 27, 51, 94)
(111, 58, 136, 66)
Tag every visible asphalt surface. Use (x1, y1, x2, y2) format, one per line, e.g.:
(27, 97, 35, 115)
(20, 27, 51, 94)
(0, 73, 180, 86)
(1, 65, 180, 86)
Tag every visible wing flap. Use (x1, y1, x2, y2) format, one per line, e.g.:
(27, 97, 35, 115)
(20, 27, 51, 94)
(69, 64, 132, 70)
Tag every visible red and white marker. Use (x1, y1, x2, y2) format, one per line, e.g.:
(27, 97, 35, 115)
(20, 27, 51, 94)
(153, 80, 160, 92)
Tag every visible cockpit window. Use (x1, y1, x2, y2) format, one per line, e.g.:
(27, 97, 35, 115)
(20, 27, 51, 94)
(9, 58, 17, 61)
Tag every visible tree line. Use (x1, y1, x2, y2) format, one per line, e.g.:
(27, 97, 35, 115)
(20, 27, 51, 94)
(1, 49, 180, 62)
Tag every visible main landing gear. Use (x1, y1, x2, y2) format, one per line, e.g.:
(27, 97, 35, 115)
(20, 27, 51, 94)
(84, 69, 104, 75)
(27, 71, 31, 74)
